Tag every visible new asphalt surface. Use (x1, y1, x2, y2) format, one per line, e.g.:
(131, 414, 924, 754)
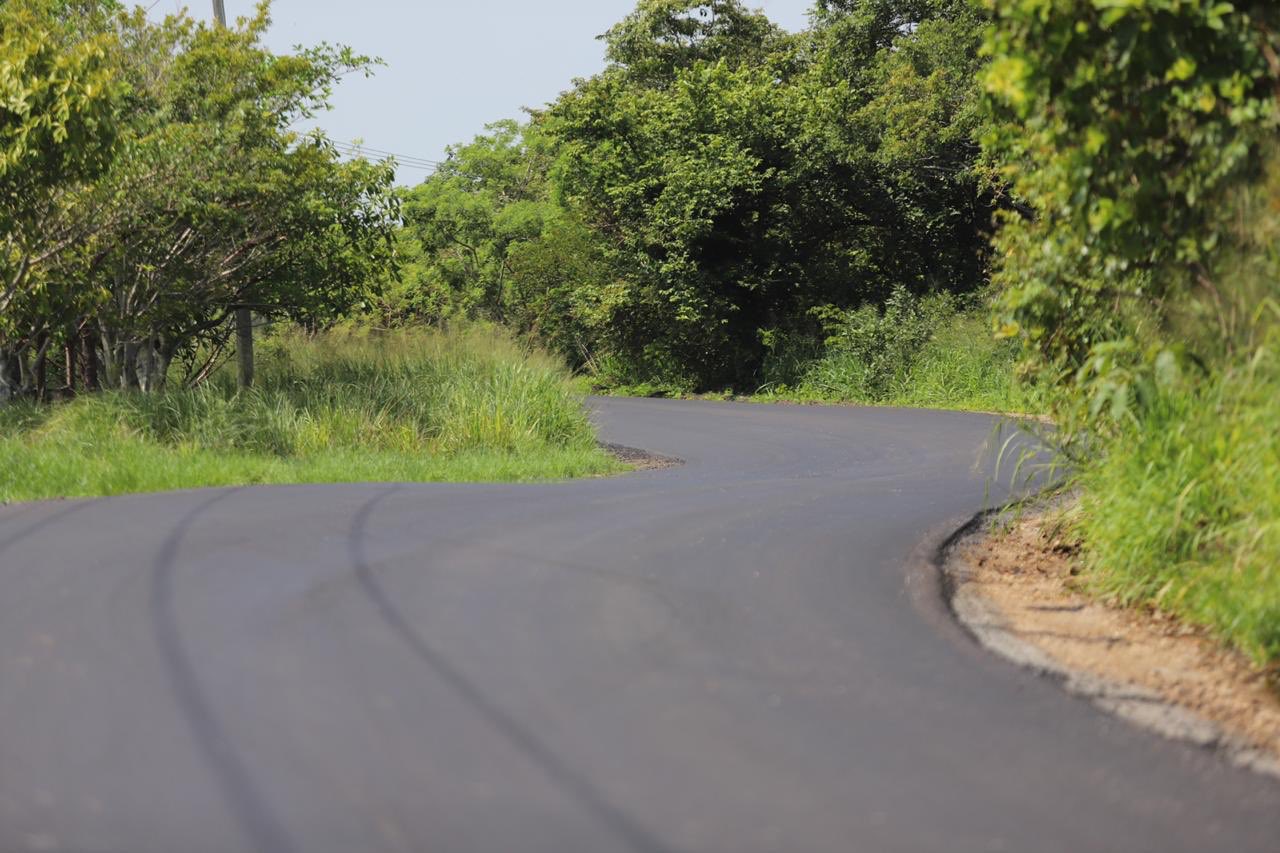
(0, 397, 1276, 852)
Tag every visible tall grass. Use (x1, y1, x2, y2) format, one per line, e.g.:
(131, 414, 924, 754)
(1075, 338, 1280, 666)
(0, 325, 618, 503)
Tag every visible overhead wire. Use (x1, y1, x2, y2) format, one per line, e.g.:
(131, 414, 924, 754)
(330, 140, 442, 172)
(332, 143, 439, 165)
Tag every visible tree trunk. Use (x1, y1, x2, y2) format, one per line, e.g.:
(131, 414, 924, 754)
(99, 328, 119, 390)
(138, 338, 156, 394)
(0, 348, 15, 404)
(80, 324, 99, 393)
(64, 338, 77, 397)
(121, 340, 139, 391)
(16, 347, 31, 397)
(153, 339, 177, 395)
(33, 332, 49, 403)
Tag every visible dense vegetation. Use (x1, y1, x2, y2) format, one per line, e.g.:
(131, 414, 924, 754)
(0, 0, 614, 491)
(980, 0, 1280, 665)
(390, 0, 995, 392)
(1, 0, 396, 400)
(0, 326, 616, 502)
(5, 0, 1279, 663)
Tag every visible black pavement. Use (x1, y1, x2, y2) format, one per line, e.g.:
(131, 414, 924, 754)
(0, 397, 1275, 852)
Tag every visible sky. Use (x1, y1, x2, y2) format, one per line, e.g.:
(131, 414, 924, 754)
(153, 1, 815, 184)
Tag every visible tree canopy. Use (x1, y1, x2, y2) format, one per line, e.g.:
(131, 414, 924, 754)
(0, 0, 397, 398)
(397, 0, 993, 389)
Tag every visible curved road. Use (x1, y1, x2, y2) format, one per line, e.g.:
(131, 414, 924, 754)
(0, 398, 1276, 852)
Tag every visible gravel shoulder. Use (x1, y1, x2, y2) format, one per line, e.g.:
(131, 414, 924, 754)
(944, 499, 1280, 778)
(599, 441, 683, 471)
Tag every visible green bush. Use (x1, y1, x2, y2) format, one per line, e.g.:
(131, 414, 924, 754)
(802, 287, 959, 399)
(757, 288, 1032, 412)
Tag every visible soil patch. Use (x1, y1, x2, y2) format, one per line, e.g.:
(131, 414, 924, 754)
(946, 500, 1280, 777)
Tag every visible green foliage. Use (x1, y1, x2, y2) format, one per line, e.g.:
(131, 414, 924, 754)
(0, 326, 617, 502)
(982, 2, 1280, 663)
(601, 0, 787, 87)
(391, 121, 559, 324)
(984, 0, 1280, 372)
(0, 0, 398, 401)
(0, 0, 121, 349)
(758, 288, 1031, 411)
(548, 53, 803, 386)
(807, 287, 961, 397)
(1062, 150, 1280, 663)
(1077, 339, 1280, 665)
(85, 5, 398, 385)
(394, 0, 996, 391)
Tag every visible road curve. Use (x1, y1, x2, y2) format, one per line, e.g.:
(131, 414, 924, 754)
(0, 397, 1276, 853)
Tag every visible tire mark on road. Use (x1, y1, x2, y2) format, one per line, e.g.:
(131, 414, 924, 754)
(150, 489, 298, 853)
(348, 487, 676, 853)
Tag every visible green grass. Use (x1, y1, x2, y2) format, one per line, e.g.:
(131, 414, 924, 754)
(592, 309, 1040, 413)
(752, 312, 1039, 413)
(1075, 346, 1280, 666)
(0, 325, 620, 503)
(778, 314, 1033, 412)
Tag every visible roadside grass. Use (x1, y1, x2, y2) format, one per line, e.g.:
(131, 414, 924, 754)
(1075, 346, 1280, 667)
(594, 307, 1040, 414)
(0, 326, 620, 504)
(756, 312, 1036, 413)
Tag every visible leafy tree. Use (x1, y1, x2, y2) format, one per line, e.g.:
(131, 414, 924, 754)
(543, 0, 990, 387)
(394, 120, 557, 324)
(0, 0, 122, 398)
(0, 1, 397, 399)
(389, 120, 618, 371)
(549, 56, 804, 386)
(601, 0, 788, 87)
(983, 0, 1280, 380)
(80, 4, 398, 391)
(392, 0, 992, 390)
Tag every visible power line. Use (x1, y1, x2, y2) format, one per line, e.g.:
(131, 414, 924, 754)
(333, 143, 440, 166)
(207, 3, 439, 179)
(206, 3, 438, 179)
(331, 142, 438, 167)
(330, 141, 442, 171)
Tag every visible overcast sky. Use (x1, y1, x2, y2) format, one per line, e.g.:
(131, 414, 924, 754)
(152, 1, 815, 183)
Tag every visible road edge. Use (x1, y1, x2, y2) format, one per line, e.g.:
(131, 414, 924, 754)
(931, 503, 1280, 781)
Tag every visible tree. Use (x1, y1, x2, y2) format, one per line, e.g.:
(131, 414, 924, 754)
(601, 0, 787, 88)
(983, 0, 1280, 379)
(0, 0, 121, 399)
(542, 0, 990, 387)
(0, 1, 397, 399)
(395, 120, 557, 325)
(78, 4, 398, 391)
(392, 0, 993, 390)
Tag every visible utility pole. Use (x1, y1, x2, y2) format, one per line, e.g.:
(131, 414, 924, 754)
(212, 0, 254, 389)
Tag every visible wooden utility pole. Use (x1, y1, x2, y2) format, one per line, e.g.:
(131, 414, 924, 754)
(235, 306, 254, 389)
(211, 0, 254, 389)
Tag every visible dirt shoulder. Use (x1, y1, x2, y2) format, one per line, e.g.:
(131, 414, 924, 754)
(945, 499, 1280, 778)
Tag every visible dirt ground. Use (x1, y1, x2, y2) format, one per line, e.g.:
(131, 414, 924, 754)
(952, 504, 1280, 771)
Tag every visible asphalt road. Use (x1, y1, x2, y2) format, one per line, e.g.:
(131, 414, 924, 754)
(0, 397, 1276, 853)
